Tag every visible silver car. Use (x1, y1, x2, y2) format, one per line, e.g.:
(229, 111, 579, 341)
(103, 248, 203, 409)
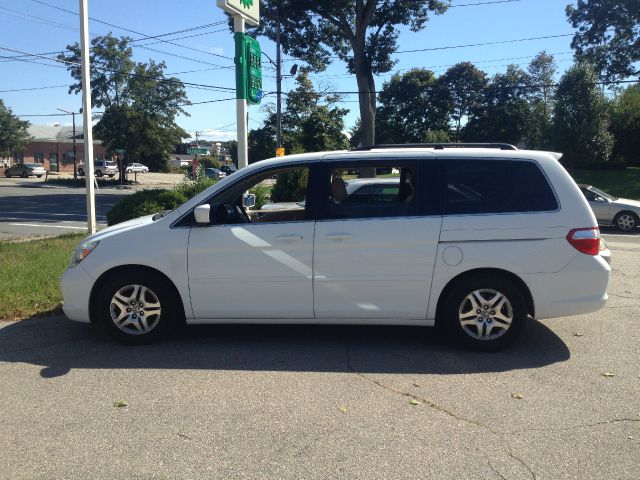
(579, 184, 640, 232)
(4, 163, 46, 178)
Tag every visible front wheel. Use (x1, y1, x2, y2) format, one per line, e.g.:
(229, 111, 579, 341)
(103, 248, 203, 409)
(21, 171, 28, 178)
(78, 168, 84, 176)
(442, 275, 527, 351)
(4, 172, 10, 178)
(95, 170, 103, 177)
(95, 270, 183, 344)
(614, 211, 638, 232)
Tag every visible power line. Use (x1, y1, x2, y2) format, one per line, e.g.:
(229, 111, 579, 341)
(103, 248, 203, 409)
(30, 0, 234, 63)
(0, 84, 69, 93)
(450, 0, 523, 7)
(396, 33, 574, 54)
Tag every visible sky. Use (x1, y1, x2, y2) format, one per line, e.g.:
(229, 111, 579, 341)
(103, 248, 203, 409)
(0, 0, 580, 143)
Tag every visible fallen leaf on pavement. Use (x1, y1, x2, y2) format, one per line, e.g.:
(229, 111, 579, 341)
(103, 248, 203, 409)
(511, 393, 524, 400)
(572, 332, 584, 337)
(338, 406, 347, 413)
(601, 372, 615, 378)
(409, 399, 420, 405)
(113, 400, 128, 408)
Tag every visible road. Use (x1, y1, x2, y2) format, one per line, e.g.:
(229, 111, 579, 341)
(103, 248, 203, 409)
(0, 236, 638, 479)
(0, 180, 128, 239)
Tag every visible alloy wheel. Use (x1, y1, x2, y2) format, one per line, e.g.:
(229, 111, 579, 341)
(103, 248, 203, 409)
(617, 214, 636, 232)
(458, 288, 513, 341)
(109, 284, 162, 335)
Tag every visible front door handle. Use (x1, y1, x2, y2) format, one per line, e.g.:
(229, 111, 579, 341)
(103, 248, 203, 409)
(324, 233, 354, 241)
(275, 234, 303, 242)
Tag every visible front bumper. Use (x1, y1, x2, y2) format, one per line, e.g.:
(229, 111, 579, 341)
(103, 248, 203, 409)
(60, 265, 94, 323)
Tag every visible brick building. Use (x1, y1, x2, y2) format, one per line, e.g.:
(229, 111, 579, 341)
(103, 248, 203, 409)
(3, 124, 108, 173)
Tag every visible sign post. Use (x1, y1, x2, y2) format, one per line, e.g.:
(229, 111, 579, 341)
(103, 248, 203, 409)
(217, 0, 260, 170)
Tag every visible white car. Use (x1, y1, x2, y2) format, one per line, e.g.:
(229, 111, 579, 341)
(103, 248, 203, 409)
(579, 184, 640, 232)
(62, 144, 610, 350)
(125, 163, 149, 173)
(78, 160, 118, 178)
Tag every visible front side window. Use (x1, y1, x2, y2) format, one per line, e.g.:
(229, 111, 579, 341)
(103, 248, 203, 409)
(199, 166, 311, 226)
(444, 159, 558, 215)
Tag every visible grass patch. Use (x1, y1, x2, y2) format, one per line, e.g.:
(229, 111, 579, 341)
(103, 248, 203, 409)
(571, 167, 640, 200)
(0, 234, 85, 320)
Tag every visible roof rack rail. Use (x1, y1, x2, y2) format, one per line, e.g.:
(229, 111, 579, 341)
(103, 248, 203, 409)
(353, 143, 518, 151)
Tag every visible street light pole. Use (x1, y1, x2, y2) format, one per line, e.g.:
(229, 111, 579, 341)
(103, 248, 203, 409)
(57, 108, 78, 179)
(276, 14, 281, 150)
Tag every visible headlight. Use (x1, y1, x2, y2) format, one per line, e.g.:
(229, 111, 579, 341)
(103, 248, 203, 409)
(69, 240, 100, 267)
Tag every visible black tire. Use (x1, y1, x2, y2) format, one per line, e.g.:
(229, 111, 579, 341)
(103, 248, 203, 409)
(95, 270, 183, 345)
(21, 171, 28, 178)
(78, 168, 84, 176)
(37, 175, 43, 178)
(4, 172, 10, 178)
(613, 211, 638, 232)
(442, 274, 527, 351)
(96, 170, 103, 177)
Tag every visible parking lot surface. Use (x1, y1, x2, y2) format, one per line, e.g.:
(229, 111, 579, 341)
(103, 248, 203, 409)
(1, 236, 639, 479)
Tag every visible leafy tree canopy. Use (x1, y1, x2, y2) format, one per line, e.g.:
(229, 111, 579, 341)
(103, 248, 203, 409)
(59, 34, 190, 172)
(566, 0, 640, 80)
(0, 99, 32, 157)
(610, 83, 640, 165)
(249, 0, 448, 146)
(552, 62, 613, 168)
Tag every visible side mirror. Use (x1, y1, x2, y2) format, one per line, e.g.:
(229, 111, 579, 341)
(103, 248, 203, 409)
(243, 193, 256, 208)
(194, 204, 211, 225)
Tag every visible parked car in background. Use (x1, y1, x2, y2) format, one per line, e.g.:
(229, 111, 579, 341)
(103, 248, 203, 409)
(204, 167, 227, 180)
(78, 160, 118, 178)
(219, 164, 237, 176)
(579, 184, 640, 232)
(4, 163, 46, 178)
(125, 163, 149, 174)
(62, 144, 610, 351)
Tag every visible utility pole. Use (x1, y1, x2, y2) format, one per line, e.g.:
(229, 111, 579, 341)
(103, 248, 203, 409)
(57, 108, 78, 179)
(79, 0, 96, 234)
(234, 15, 248, 170)
(276, 14, 281, 150)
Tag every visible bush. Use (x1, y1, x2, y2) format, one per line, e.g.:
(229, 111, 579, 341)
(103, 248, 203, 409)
(174, 176, 218, 199)
(250, 183, 271, 209)
(271, 169, 308, 202)
(107, 189, 187, 226)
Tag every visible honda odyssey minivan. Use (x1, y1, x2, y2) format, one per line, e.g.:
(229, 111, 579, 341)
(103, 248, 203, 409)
(61, 144, 610, 350)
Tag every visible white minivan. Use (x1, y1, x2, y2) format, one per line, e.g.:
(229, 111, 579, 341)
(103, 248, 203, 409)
(61, 144, 610, 350)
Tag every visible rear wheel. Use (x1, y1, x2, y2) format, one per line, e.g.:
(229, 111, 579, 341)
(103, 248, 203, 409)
(78, 168, 84, 176)
(614, 211, 638, 232)
(95, 270, 183, 345)
(443, 275, 527, 351)
(95, 169, 103, 177)
(4, 172, 10, 178)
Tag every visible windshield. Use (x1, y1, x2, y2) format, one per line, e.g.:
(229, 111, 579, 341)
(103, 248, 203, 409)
(589, 186, 618, 201)
(25, 164, 40, 168)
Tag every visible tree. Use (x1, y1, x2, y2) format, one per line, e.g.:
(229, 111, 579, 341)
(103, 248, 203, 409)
(566, 0, 640, 80)
(552, 62, 613, 168)
(248, 70, 348, 163)
(610, 84, 640, 165)
(0, 99, 31, 159)
(59, 34, 190, 175)
(526, 51, 557, 149)
(252, 1, 448, 146)
(439, 62, 488, 141)
(462, 65, 532, 146)
(376, 68, 450, 143)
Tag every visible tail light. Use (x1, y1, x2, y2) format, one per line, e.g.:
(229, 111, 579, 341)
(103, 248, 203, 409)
(566, 227, 600, 255)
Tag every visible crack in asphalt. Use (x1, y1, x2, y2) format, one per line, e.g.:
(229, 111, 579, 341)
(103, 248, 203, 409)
(344, 344, 500, 434)
(508, 449, 537, 480)
(488, 461, 507, 480)
(508, 417, 640, 435)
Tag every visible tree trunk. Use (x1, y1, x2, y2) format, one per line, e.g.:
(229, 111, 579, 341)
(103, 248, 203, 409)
(353, 44, 377, 178)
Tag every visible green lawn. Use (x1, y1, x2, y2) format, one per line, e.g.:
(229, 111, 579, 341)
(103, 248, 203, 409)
(571, 167, 640, 200)
(0, 234, 85, 320)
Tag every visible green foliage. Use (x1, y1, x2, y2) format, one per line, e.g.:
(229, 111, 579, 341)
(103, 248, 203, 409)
(107, 189, 187, 225)
(552, 63, 613, 169)
(572, 167, 640, 200)
(610, 84, 640, 165)
(60, 34, 190, 175)
(377, 68, 450, 143)
(439, 62, 488, 141)
(198, 155, 222, 169)
(249, 183, 272, 210)
(249, 70, 348, 162)
(566, 0, 639, 80)
(270, 169, 308, 202)
(462, 65, 532, 146)
(0, 99, 32, 157)
(173, 176, 218, 200)
(252, 1, 449, 146)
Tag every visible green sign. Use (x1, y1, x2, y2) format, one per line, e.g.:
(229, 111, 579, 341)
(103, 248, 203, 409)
(234, 33, 262, 105)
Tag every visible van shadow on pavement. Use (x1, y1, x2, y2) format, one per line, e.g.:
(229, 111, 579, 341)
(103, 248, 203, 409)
(0, 315, 569, 378)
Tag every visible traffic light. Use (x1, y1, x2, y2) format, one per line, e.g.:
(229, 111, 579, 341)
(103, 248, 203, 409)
(234, 33, 262, 105)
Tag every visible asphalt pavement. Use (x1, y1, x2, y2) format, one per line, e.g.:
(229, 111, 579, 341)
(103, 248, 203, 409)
(0, 236, 638, 479)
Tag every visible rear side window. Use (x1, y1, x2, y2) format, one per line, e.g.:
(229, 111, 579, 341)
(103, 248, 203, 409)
(444, 159, 558, 214)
